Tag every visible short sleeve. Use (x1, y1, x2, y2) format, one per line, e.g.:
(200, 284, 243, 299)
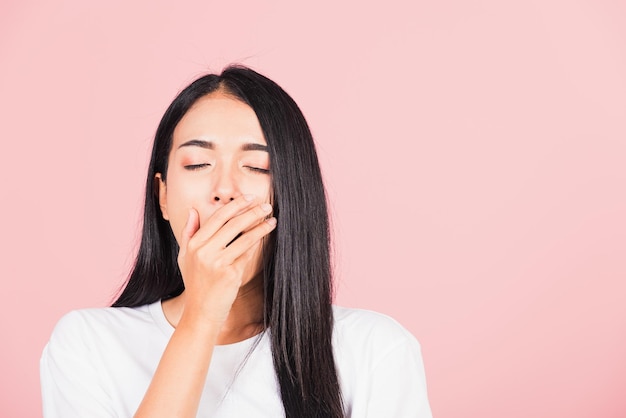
(363, 334, 432, 418)
(40, 311, 118, 418)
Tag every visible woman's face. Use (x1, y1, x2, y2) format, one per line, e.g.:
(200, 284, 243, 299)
(157, 91, 272, 257)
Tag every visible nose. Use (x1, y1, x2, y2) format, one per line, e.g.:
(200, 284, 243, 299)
(211, 167, 240, 203)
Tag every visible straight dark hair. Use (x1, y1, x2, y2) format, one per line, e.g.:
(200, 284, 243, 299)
(113, 66, 344, 417)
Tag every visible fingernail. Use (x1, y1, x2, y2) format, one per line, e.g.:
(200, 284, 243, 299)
(244, 194, 255, 201)
(261, 203, 272, 213)
(266, 217, 277, 227)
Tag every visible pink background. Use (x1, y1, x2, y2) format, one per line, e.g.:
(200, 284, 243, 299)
(1, 0, 625, 416)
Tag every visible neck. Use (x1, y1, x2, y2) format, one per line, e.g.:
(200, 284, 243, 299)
(162, 275, 265, 345)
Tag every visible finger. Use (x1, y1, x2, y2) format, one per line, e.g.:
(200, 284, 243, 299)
(191, 194, 257, 244)
(178, 208, 200, 258)
(221, 217, 277, 264)
(211, 203, 273, 249)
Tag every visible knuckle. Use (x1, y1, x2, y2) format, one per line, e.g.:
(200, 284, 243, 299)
(213, 258, 228, 269)
(235, 234, 254, 248)
(212, 209, 230, 223)
(255, 204, 272, 217)
(187, 237, 198, 251)
(185, 242, 198, 255)
(196, 246, 210, 261)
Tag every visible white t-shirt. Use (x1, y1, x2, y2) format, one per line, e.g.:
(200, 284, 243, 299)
(40, 301, 432, 417)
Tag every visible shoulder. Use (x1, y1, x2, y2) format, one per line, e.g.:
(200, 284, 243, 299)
(332, 305, 423, 368)
(333, 305, 419, 346)
(52, 304, 152, 333)
(42, 303, 165, 384)
(331, 306, 432, 416)
(46, 304, 157, 352)
(41, 304, 162, 416)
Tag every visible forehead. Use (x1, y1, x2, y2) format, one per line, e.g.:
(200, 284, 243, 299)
(173, 92, 266, 147)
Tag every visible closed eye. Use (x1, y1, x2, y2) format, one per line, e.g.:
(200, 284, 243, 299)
(184, 163, 211, 170)
(245, 166, 270, 174)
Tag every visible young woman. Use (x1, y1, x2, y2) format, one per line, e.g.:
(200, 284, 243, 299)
(41, 66, 432, 417)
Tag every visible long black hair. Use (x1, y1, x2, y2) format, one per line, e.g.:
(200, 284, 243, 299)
(113, 66, 344, 417)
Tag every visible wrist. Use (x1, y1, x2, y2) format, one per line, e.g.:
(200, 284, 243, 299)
(176, 309, 225, 340)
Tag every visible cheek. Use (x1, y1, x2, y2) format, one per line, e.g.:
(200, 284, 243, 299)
(246, 176, 272, 203)
(164, 178, 207, 241)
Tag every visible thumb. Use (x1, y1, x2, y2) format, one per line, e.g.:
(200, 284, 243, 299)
(179, 208, 200, 257)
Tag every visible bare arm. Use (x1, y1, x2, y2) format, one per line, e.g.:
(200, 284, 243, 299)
(134, 195, 275, 417)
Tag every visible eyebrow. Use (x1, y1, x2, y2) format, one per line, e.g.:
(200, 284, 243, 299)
(178, 139, 214, 149)
(178, 139, 268, 152)
(241, 143, 269, 152)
